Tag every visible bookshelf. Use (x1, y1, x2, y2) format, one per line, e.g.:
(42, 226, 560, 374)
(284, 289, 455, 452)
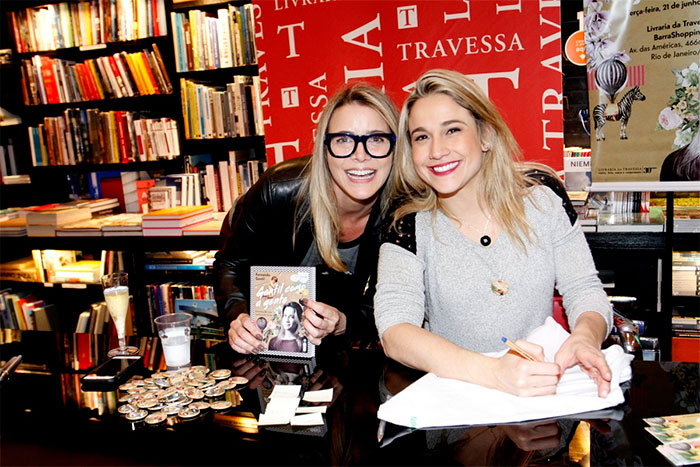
(0, 0, 264, 337)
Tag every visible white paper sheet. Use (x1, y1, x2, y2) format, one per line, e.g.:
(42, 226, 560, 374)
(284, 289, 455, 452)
(377, 317, 633, 429)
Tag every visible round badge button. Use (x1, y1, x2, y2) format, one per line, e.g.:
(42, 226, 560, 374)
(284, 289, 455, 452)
(126, 409, 148, 421)
(145, 412, 168, 425)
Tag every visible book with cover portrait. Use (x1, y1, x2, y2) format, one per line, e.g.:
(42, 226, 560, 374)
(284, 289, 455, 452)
(250, 266, 315, 358)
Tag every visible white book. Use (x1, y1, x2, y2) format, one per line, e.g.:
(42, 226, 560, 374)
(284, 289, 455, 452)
(203, 164, 219, 212)
(0, 146, 7, 177)
(192, 173, 202, 206)
(75, 310, 91, 333)
(99, 56, 122, 98)
(218, 160, 233, 213)
(217, 9, 234, 68)
(166, 119, 180, 157)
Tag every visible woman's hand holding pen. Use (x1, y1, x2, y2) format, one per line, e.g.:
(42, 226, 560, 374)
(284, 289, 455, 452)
(493, 340, 560, 397)
(299, 298, 347, 345)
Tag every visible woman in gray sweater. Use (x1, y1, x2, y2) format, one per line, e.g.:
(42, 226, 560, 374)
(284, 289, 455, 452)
(374, 69, 612, 398)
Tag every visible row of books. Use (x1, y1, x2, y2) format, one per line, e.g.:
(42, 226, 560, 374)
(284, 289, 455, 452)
(75, 297, 135, 334)
(20, 45, 172, 107)
(150, 173, 203, 209)
(0, 139, 20, 183)
(0, 210, 225, 238)
(10, 0, 168, 53)
(28, 110, 179, 166)
(180, 76, 264, 139)
(0, 288, 57, 331)
(142, 205, 214, 236)
(202, 157, 266, 213)
(170, 4, 257, 72)
(145, 282, 217, 334)
(673, 252, 700, 297)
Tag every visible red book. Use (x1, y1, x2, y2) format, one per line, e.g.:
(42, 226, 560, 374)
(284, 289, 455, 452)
(113, 111, 131, 163)
(76, 333, 93, 370)
(151, 0, 160, 36)
(136, 51, 159, 94)
(81, 62, 101, 101)
(100, 176, 126, 212)
(136, 179, 156, 212)
(40, 56, 61, 104)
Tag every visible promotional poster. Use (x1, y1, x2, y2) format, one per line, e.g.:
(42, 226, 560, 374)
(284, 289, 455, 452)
(585, 0, 699, 184)
(253, 0, 565, 170)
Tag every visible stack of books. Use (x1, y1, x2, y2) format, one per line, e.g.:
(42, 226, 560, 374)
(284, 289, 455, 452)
(56, 217, 107, 237)
(53, 260, 103, 284)
(183, 211, 227, 236)
(25, 203, 92, 237)
(142, 205, 214, 236)
(0, 217, 27, 236)
(0, 257, 40, 282)
(101, 213, 143, 236)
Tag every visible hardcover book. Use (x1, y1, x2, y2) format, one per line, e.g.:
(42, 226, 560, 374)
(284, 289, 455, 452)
(249, 266, 316, 358)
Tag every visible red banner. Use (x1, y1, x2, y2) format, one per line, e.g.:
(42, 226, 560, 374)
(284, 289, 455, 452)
(253, 0, 564, 170)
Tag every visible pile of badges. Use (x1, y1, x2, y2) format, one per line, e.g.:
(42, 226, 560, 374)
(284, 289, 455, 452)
(116, 365, 248, 425)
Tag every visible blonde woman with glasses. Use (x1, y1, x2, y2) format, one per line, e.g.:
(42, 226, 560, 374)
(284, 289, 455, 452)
(215, 83, 400, 354)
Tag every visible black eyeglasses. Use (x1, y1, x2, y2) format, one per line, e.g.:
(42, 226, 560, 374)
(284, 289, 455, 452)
(324, 133, 396, 158)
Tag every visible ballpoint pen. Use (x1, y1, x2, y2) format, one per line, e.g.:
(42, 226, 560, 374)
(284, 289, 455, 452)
(0, 355, 22, 382)
(377, 419, 386, 443)
(501, 337, 538, 361)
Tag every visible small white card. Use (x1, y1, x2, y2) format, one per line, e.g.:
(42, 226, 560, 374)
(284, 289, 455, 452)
(258, 412, 291, 426)
(290, 413, 324, 426)
(296, 406, 327, 414)
(270, 384, 301, 398)
(302, 388, 333, 403)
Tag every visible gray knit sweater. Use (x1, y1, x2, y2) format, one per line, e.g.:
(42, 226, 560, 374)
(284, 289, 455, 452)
(374, 186, 612, 353)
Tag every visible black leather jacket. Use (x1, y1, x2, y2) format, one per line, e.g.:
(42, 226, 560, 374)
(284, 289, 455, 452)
(213, 156, 384, 348)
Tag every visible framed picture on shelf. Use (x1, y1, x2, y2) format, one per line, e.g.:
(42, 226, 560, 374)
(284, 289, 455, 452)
(173, 298, 224, 338)
(249, 266, 315, 358)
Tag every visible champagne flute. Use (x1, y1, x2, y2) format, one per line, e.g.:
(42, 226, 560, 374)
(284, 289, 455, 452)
(101, 272, 139, 357)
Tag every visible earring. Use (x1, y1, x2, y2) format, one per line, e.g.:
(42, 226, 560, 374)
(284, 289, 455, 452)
(482, 143, 491, 152)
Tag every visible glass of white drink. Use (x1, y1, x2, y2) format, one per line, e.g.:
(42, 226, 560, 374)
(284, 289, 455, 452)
(154, 312, 192, 370)
(101, 272, 139, 357)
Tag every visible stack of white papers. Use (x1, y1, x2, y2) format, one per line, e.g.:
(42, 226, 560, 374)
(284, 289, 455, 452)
(377, 317, 633, 429)
(257, 385, 332, 427)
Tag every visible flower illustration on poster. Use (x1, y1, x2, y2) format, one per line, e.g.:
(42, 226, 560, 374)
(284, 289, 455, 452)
(584, 0, 631, 73)
(657, 61, 700, 181)
(657, 61, 700, 149)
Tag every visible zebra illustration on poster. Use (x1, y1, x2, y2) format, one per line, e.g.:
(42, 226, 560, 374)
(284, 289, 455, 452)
(593, 86, 646, 141)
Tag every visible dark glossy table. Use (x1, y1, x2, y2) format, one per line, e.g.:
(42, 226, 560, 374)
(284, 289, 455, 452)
(0, 331, 698, 466)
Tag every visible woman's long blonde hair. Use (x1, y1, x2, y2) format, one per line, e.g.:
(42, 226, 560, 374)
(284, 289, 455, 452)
(394, 69, 551, 247)
(296, 84, 400, 272)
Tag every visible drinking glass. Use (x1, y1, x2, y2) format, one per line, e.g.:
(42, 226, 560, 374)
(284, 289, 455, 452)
(101, 272, 139, 357)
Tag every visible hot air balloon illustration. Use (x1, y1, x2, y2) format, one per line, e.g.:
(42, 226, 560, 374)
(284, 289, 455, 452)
(256, 316, 267, 332)
(595, 58, 628, 103)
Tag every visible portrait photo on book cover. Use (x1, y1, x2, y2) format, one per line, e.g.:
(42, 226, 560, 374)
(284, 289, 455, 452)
(250, 266, 316, 358)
